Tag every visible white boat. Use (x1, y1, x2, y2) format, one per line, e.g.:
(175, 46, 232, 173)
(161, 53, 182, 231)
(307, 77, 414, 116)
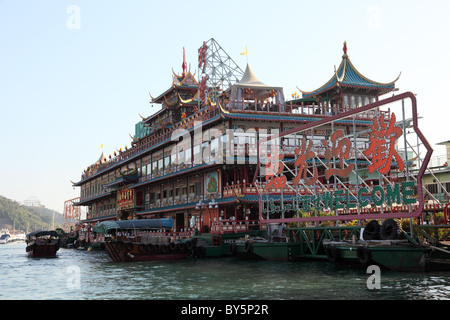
(0, 233, 10, 244)
(9, 233, 26, 243)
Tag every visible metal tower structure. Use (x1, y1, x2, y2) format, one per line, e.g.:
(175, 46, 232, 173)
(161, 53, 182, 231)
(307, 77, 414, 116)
(198, 38, 244, 91)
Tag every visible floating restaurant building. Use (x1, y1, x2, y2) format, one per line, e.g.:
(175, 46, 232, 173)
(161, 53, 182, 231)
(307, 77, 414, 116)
(72, 39, 408, 242)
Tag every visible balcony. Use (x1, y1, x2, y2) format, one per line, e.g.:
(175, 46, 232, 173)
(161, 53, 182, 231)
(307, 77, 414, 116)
(224, 100, 390, 122)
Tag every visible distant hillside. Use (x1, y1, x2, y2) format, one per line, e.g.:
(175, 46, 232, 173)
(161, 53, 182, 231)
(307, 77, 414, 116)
(0, 195, 63, 233)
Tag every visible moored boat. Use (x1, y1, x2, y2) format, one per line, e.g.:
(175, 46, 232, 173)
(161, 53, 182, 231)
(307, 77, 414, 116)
(229, 223, 302, 261)
(322, 219, 450, 271)
(25, 231, 60, 257)
(93, 218, 199, 262)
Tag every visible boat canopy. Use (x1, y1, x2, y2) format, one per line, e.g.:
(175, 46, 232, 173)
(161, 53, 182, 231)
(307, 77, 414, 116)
(92, 218, 174, 234)
(26, 230, 59, 238)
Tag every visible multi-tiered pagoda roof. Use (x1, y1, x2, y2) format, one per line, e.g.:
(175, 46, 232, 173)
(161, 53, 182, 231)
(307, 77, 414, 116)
(299, 42, 401, 100)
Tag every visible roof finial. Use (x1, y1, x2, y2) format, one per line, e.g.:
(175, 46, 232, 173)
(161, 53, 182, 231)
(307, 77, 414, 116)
(343, 41, 348, 56)
(182, 47, 187, 77)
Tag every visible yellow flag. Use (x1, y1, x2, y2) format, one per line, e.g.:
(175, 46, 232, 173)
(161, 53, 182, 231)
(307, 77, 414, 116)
(100, 144, 103, 149)
(240, 46, 247, 56)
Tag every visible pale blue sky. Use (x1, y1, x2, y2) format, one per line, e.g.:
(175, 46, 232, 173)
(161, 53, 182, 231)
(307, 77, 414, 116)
(0, 0, 449, 212)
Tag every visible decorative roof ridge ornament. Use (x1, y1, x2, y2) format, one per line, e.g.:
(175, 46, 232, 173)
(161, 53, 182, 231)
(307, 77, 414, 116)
(182, 46, 187, 77)
(177, 90, 200, 104)
(334, 59, 346, 83)
(343, 41, 348, 58)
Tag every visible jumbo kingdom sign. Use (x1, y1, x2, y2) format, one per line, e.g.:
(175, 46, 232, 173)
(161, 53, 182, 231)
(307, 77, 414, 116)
(255, 92, 432, 223)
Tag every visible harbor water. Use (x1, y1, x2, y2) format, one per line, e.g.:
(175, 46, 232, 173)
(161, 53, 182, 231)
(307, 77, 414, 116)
(1, 242, 449, 301)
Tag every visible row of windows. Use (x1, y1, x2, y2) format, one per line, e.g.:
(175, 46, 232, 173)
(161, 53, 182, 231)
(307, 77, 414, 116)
(425, 182, 450, 194)
(145, 181, 203, 204)
(343, 94, 377, 108)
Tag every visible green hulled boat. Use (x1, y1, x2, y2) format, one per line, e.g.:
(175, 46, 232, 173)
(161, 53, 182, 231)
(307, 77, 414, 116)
(322, 220, 450, 271)
(230, 238, 302, 261)
(227, 220, 450, 270)
(323, 240, 450, 271)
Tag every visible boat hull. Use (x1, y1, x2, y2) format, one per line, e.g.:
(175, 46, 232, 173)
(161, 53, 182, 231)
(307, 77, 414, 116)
(231, 240, 302, 261)
(26, 244, 59, 257)
(103, 240, 193, 262)
(323, 241, 450, 271)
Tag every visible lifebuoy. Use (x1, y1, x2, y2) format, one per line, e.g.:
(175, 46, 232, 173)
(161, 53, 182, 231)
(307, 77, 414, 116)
(326, 245, 339, 263)
(160, 244, 169, 253)
(177, 242, 186, 251)
(169, 242, 177, 251)
(115, 240, 124, 250)
(153, 244, 161, 254)
(357, 246, 371, 265)
(138, 244, 146, 252)
(125, 242, 134, 252)
(185, 240, 193, 250)
(146, 244, 153, 253)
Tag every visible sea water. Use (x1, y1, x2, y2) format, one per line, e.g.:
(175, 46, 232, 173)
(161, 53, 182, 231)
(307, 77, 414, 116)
(0, 242, 449, 300)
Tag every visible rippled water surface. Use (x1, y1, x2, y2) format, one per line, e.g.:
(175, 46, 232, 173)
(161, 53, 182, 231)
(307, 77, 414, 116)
(1, 242, 449, 300)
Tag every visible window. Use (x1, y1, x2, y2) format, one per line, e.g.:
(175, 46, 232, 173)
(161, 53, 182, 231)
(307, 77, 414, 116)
(193, 144, 201, 164)
(444, 182, 450, 193)
(178, 148, 185, 165)
(426, 183, 438, 194)
(195, 181, 202, 196)
(149, 192, 156, 204)
(185, 147, 191, 165)
(171, 152, 177, 167)
(343, 95, 349, 108)
(202, 140, 209, 163)
(165, 155, 171, 169)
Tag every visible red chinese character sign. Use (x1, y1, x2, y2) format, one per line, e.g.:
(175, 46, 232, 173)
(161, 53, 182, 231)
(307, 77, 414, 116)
(255, 92, 432, 223)
(293, 138, 317, 186)
(198, 41, 208, 73)
(363, 113, 404, 174)
(199, 75, 208, 105)
(322, 130, 354, 179)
